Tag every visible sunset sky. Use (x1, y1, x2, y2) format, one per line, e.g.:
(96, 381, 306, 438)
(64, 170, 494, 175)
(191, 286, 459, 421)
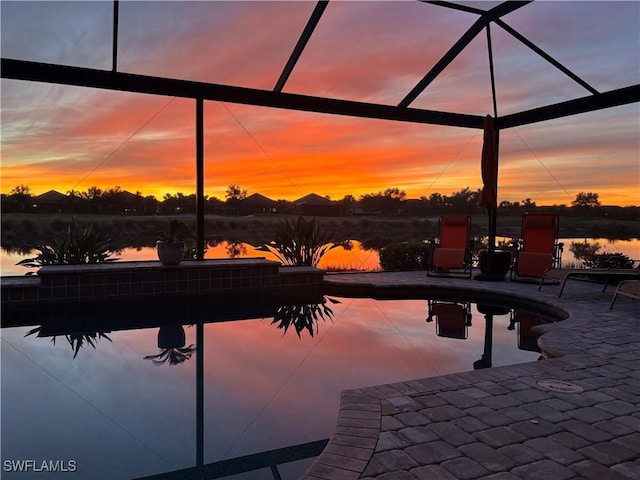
(1, 1, 639, 206)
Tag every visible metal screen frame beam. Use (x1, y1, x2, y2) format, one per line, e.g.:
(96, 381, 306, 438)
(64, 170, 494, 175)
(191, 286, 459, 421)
(399, 1, 531, 108)
(112, 0, 119, 72)
(1, 58, 484, 129)
(422, 1, 487, 16)
(274, 0, 329, 93)
(497, 84, 640, 129)
(195, 99, 205, 260)
(494, 18, 598, 95)
(399, 16, 488, 108)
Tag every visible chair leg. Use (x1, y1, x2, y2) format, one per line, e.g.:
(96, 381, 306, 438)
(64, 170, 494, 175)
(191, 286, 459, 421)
(610, 292, 618, 309)
(558, 277, 570, 298)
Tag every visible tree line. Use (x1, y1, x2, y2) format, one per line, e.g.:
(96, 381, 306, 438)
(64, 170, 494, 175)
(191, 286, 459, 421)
(1, 184, 638, 220)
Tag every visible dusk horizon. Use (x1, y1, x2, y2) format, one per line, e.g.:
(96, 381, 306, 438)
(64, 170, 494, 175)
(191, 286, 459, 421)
(5, 183, 638, 209)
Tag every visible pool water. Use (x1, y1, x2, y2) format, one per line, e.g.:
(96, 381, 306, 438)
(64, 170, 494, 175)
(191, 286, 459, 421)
(0, 295, 557, 479)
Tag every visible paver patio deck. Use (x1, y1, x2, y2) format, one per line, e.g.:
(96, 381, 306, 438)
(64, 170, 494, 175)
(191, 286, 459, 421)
(302, 271, 640, 480)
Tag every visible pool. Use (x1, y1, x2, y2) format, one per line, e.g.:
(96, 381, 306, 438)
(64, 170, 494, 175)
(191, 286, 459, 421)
(0, 293, 561, 479)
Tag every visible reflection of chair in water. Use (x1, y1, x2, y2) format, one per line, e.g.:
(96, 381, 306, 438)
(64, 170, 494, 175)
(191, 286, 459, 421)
(510, 310, 544, 352)
(427, 300, 472, 339)
(427, 215, 473, 278)
(511, 213, 563, 282)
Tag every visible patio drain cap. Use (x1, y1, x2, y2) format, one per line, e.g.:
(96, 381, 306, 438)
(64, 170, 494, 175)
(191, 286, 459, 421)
(536, 379, 584, 393)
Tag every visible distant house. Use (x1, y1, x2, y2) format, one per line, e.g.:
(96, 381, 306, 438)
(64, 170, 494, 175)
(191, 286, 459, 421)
(293, 193, 341, 216)
(239, 193, 277, 215)
(33, 190, 68, 213)
(114, 190, 140, 214)
(402, 198, 425, 216)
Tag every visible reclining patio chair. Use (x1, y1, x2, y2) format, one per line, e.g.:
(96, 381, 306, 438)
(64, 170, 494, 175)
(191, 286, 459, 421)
(540, 266, 639, 297)
(610, 279, 640, 308)
(427, 215, 473, 278)
(511, 213, 562, 282)
(426, 300, 472, 339)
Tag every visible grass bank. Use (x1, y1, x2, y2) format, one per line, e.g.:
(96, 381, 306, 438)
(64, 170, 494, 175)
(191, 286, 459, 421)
(1, 213, 638, 252)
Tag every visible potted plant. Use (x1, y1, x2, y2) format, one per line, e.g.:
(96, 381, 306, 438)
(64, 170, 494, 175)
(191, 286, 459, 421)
(156, 219, 191, 265)
(143, 324, 195, 366)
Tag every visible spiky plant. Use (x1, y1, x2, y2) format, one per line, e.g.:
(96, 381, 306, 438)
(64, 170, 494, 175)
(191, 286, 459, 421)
(25, 327, 112, 359)
(17, 218, 118, 274)
(157, 219, 192, 243)
(65, 332, 113, 359)
(271, 297, 340, 338)
(143, 345, 196, 366)
(257, 216, 340, 267)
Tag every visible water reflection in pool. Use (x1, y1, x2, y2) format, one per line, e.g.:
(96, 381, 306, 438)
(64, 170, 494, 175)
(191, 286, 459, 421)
(1, 295, 558, 480)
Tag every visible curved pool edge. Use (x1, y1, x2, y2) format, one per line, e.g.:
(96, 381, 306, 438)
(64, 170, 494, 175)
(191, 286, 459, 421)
(302, 270, 640, 480)
(322, 274, 570, 323)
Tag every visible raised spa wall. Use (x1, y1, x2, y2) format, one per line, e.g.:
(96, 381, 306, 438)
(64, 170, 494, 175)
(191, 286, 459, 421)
(1, 258, 324, 306)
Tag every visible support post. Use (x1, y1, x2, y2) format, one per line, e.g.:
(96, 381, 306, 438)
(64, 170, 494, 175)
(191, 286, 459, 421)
(489, 129, 500, 251)
(485, 23, 499, 252)
(196, 322, 204, 466)
(196, 98, 205, 260)
(112, 0, 119, 72)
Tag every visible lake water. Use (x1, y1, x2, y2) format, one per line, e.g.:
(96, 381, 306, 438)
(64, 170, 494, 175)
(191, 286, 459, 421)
(1, 294, 557, 479)
(2, 238, 638, 276)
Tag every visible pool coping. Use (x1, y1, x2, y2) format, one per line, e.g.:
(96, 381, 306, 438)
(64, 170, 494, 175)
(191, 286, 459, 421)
(302, 271, 640, 480)
(0, 259, 325, 306)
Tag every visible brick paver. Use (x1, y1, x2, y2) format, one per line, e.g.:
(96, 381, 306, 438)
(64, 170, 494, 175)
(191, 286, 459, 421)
(301, 271, 640, 479)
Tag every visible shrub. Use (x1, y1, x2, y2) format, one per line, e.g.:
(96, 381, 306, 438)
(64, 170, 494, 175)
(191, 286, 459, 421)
(257, 216, 340, 267)
(570, 240, 601, 263)
(570, 240, 634, 269)
(379, 241, 430, 271)
(17, 218, 119, 274)
(583, 252, 634, 269)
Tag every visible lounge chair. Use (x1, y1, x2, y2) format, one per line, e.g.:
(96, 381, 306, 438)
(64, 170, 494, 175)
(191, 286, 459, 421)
(426, 300, 472, 339)
(610, 279, 640, 308)
(540, 267, 640, 297)
(511, 213, 563, 282)
(427, 215, 473, 278)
